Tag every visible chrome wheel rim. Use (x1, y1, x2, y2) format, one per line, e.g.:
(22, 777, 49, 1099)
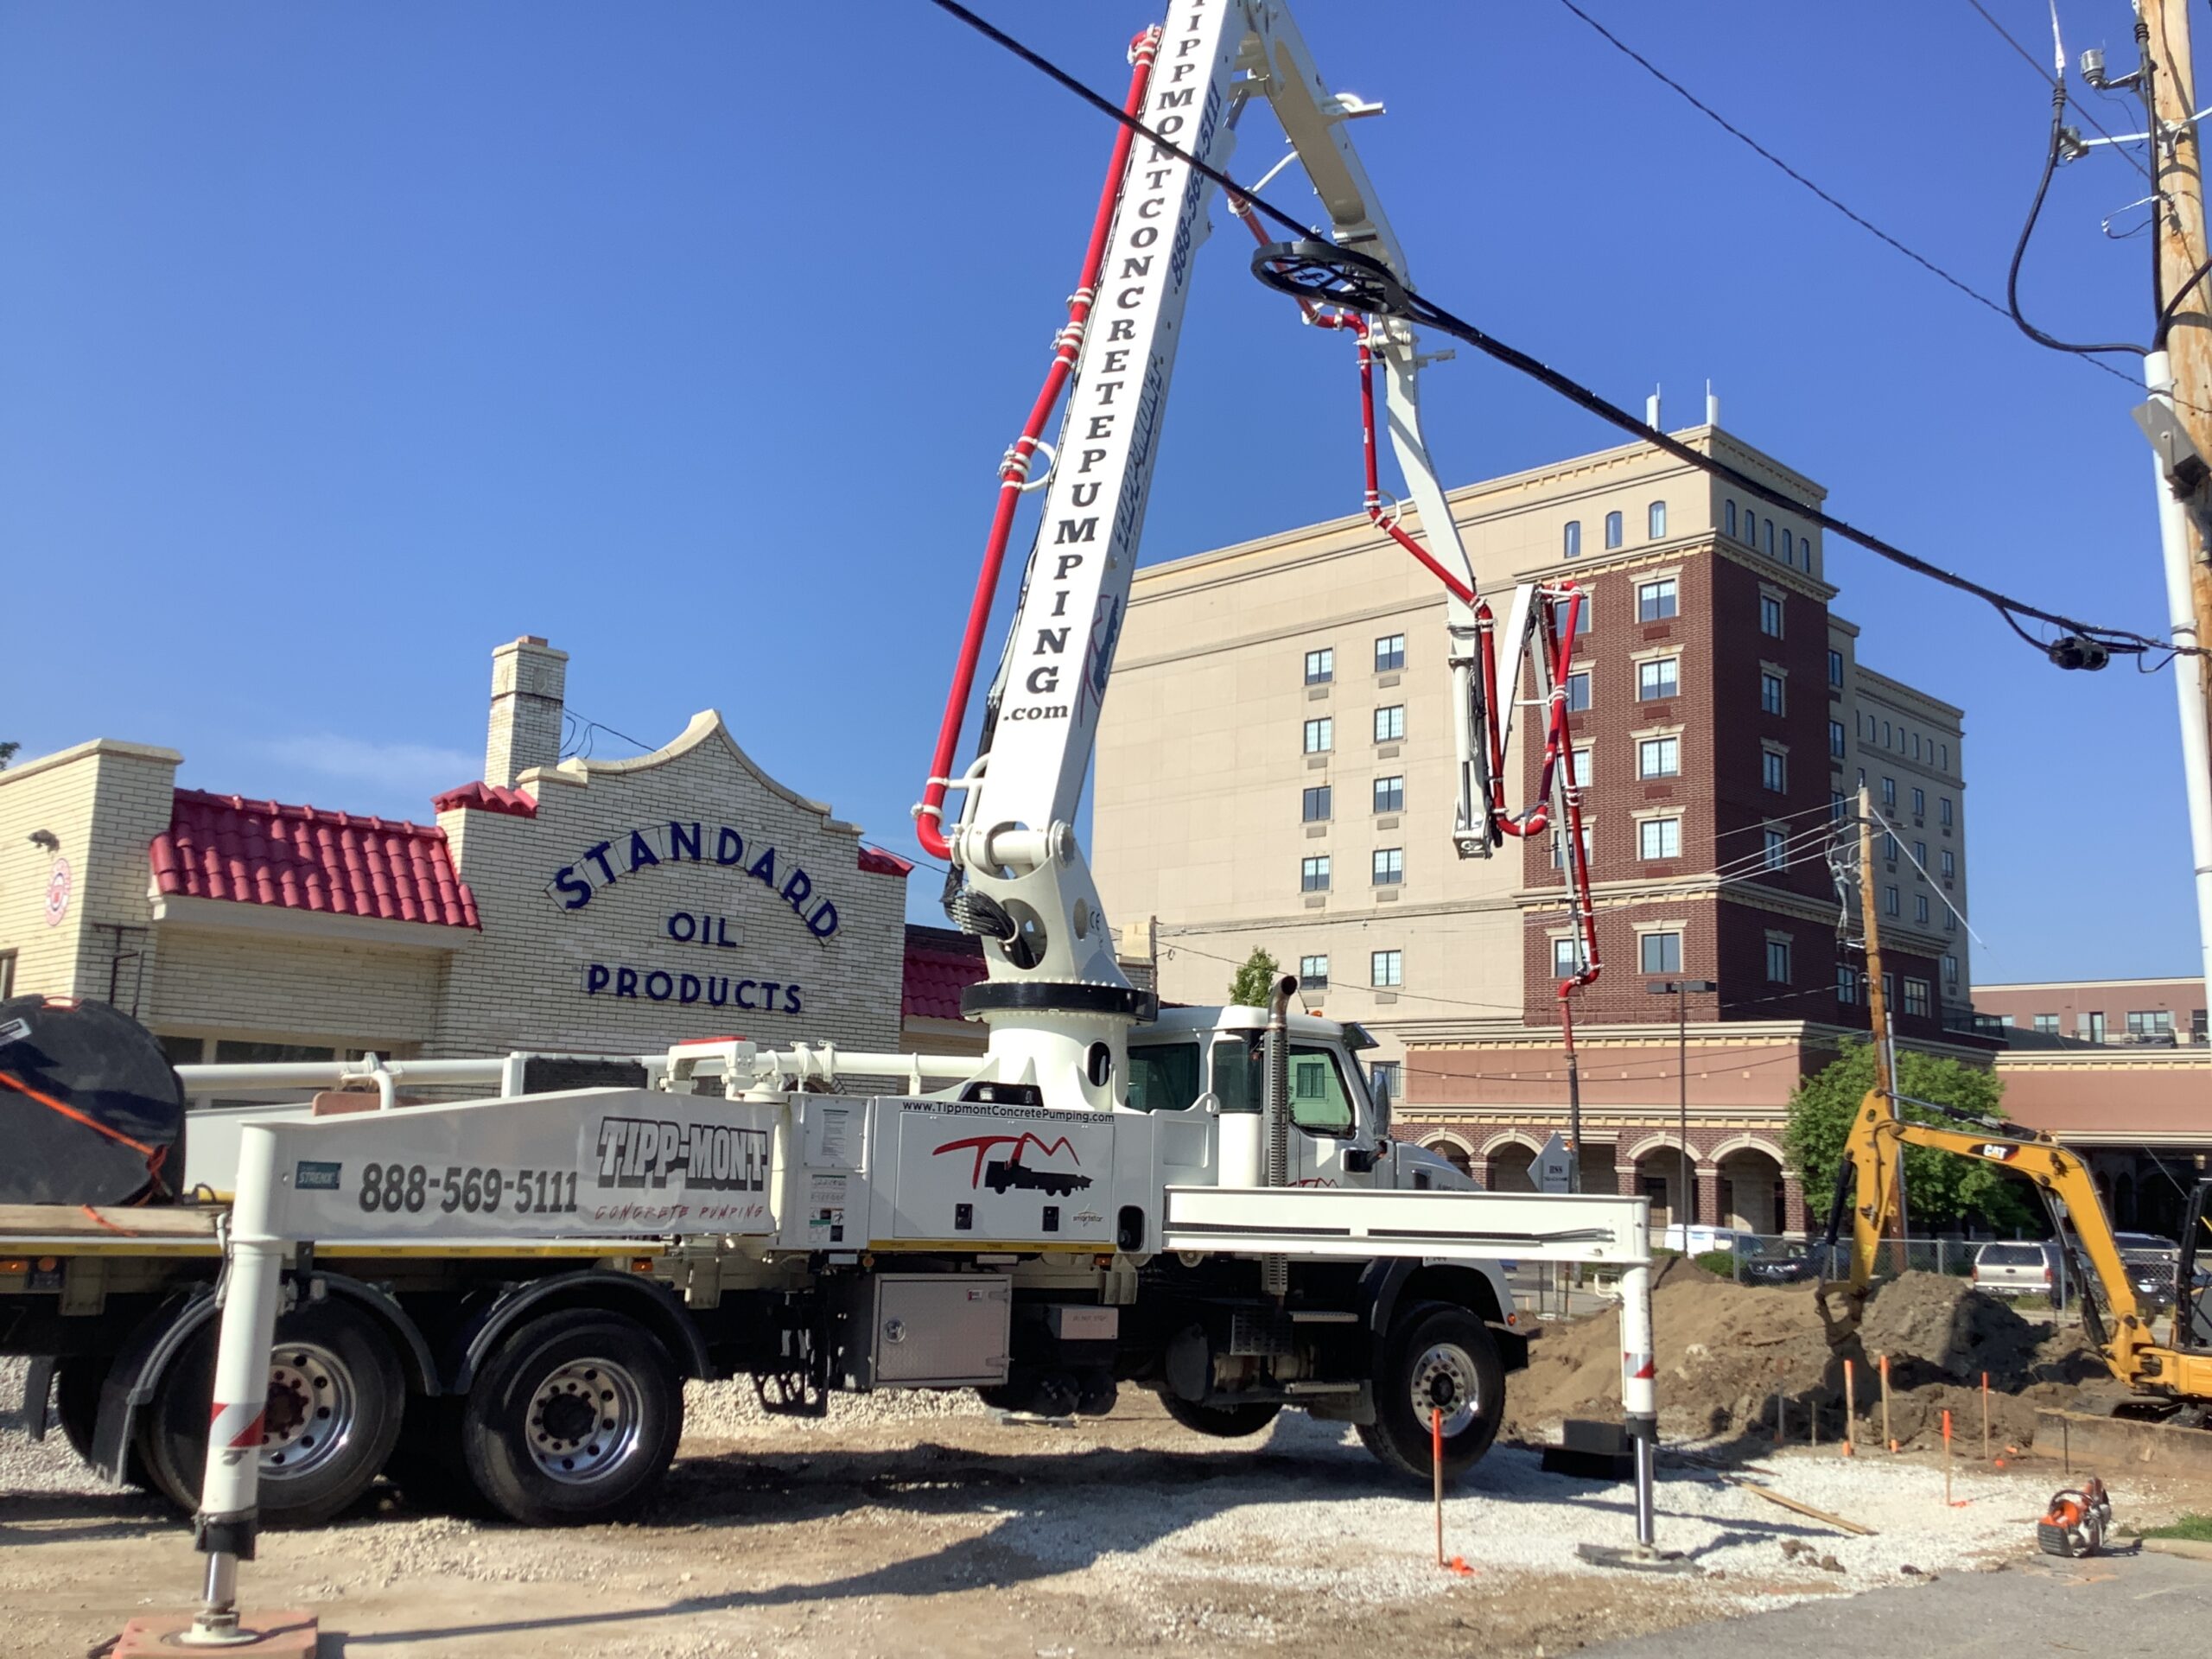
(525, 1357, 644, 1484)
(260, 1340, 356, 1481)
(1408, 1341, 1483, 1440)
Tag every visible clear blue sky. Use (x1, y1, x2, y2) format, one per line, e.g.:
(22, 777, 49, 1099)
(1, 2, 2196, 983)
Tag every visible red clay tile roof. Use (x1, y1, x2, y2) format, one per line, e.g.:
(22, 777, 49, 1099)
(150, 790, 480, 928)
(859, 845, 915, 878)
(430, 781, 538, 818)
(903, 925, 985, 1022)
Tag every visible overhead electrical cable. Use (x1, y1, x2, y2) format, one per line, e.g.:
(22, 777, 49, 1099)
(1957, 0, 2154, 180)
(918, 0, 2193, 666)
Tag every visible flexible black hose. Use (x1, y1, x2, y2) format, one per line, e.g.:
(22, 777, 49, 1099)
(2007, 82, 2151, 359)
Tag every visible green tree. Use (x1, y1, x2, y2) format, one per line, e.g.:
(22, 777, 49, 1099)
(0, 741, 16, 770)
(1784, 1039, 2037, 1234)
(1227, 947, 1282, 1008)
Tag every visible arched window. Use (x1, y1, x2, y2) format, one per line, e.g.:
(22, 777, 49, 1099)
(1604, 510, 1624, 549)
(1764, 518, 1776, 556)
(1563, 519, 1581, 558)
(1648, 500, 1667, 539)
(1781, 528, 1794, 566)
(1724, 499, 1738, 538)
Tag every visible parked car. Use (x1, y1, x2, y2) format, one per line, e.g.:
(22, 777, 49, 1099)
(1742, 1241, 1815, 1285)
(1972, 1240, 2064, 1303)
(2114, 1231, 2182, 1308)
(1654, 1224, 1758, 1257)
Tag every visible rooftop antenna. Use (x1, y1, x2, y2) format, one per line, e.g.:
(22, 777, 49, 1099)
(1705, 378, 1719, 427)
(1645, 385, 1662, 429)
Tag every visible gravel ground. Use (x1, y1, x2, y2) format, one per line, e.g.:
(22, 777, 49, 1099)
(13, 1346, 2206, 1659)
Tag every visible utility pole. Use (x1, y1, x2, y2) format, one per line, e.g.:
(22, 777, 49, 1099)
(1856, 787, 1907, 1249)
(2142, 0, 2212, 1011)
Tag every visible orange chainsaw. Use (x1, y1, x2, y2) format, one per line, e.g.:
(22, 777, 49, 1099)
(2037, 1478, 2112, 1557)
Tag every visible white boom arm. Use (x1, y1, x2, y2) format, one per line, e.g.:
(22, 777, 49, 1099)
(938, 0, 1506, 1106)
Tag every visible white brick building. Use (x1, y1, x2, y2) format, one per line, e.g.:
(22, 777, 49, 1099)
(0, 637, 925, 1074)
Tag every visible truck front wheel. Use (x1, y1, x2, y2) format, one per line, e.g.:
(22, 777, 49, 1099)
(1357, 1301, 1503, 1483)
(459, 1310, 683, 1526)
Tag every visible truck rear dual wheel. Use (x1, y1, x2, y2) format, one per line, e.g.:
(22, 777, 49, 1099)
(137, 1299, 404, 1529)
(458, 1310, 683, 1526)
(1357, 1301, 1504, 1483)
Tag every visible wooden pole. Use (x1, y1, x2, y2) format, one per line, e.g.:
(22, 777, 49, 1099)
(2145, 0, 2212, 1008)
(1855, 787, 1906, 1250)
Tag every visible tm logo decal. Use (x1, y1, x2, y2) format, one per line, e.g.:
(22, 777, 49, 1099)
(932, 1133, 1093, 1198)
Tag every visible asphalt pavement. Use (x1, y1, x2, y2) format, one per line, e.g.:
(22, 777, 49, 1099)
(1586, 1547, 2209, 1656)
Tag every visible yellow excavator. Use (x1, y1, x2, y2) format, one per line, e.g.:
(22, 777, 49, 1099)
(1824, 1086, 2212, 1420)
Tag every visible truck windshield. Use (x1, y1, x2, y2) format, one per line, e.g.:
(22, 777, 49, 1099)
(1209, 1038, 1358, 1136)
(1126, 1042, 1202, 1113)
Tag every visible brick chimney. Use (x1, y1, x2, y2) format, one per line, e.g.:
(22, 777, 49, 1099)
(485, 635, 568, 788)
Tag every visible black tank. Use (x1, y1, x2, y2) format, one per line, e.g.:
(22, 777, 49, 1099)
(0, 996, 186, 1205)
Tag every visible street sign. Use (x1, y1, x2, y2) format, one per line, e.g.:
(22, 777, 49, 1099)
(1536, 1131, 1576, 1194)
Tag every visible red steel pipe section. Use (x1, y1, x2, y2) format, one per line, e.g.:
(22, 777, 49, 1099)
(914, 29, 1161, 861)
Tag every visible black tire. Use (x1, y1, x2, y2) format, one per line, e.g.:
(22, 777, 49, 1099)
(54, 1355, 156, 1491)
(1357, 1300, 1505, 1484)
(137, 1298, 405, 1528)
(459, 1311, 683, 1526)
(1160, 1393, 1283, 1440)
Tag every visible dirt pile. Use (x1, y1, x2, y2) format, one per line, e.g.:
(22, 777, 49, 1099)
(1504, 1270, 2102, 1452)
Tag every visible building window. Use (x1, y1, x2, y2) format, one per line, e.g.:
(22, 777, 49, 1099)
(1605, 510, 1624, 549)
(1565, 671, 1592, 712)
(1913, 893, 1930, 924)
(1373, 774, 1404, 814)
(1903, 978, 1930, 1018)
(1374, 633, 1406, 673)
(1371, 950, 1402, 988)
(1831, 791, 1849, 823)
(1883, 885, 1900, 917)
(1880, 776, 1897, 809)
(1370, 1060, 1402, 1103)
(1911, 732, 1922, 760)
(1371, 848, 1404, 886)
(2127, 1009, 2176, 1038)
(1563, 519, 1581, 558)
(1910, 786, 1926, 817)
(1648, 500, 1667, 538)
(1764, 518, 1776, 556)
(1782, 528, 1795, 567)
(2082, 1011, 2107, 1042)
(1829, 719, 1847, 759)
(1302, 785, 1332, 823)
(1764, 826, 1788, 871)
(1301, 855, 1332, 893)
(1551, 594, 1592, 636)
(1304, 717, 1332, 753)
(1760, 670, 1786, 715)
(1766, 938, 1792, 983)
(1827, 648, 1844, 688)
(1638, 736, 1681, 779)
(1760, 593, 1784, 637)
(1374, 705, 1405, 743)
(1882, 972, 1897, 1007)
(1942, 953, 1960, 988)
(1304, 647, 1334, 685)
(1882, 831, 1900, 861)
(1913, 840, 1928, 871)
(1940, 849, 1955, 880)
(1637, 577, 1677, 621)
(1881, 721, 1891, 748)
(1939, 797, 1954, 829)
(1836, 965, 1860, 1004)
(1762, 747, 1787, 791)
(1638, 931, 1683, 975)
(1300, 954, 1330, 988)
(1552, 937, 1586, 976)
(1639, 817, 1681, 860)
(2033, 1013, 2059, 1036)
(1549, 823, 1593, 868)
(1943, 909, 1957, 934)
(1725, 499, 1738, 537)
(1637, 658, 1680, 701)
(1570, 744, 1593, 785)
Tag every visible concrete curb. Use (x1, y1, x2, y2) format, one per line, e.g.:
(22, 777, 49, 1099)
(2138, 1535, 2212, 1562)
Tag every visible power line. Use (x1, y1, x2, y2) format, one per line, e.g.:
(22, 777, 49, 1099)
(918, 0, 2194, 665)
(1958, 0, 2155, 181)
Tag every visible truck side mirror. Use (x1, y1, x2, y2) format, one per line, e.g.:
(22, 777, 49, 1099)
(1369, 1064, 1394, 1141)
